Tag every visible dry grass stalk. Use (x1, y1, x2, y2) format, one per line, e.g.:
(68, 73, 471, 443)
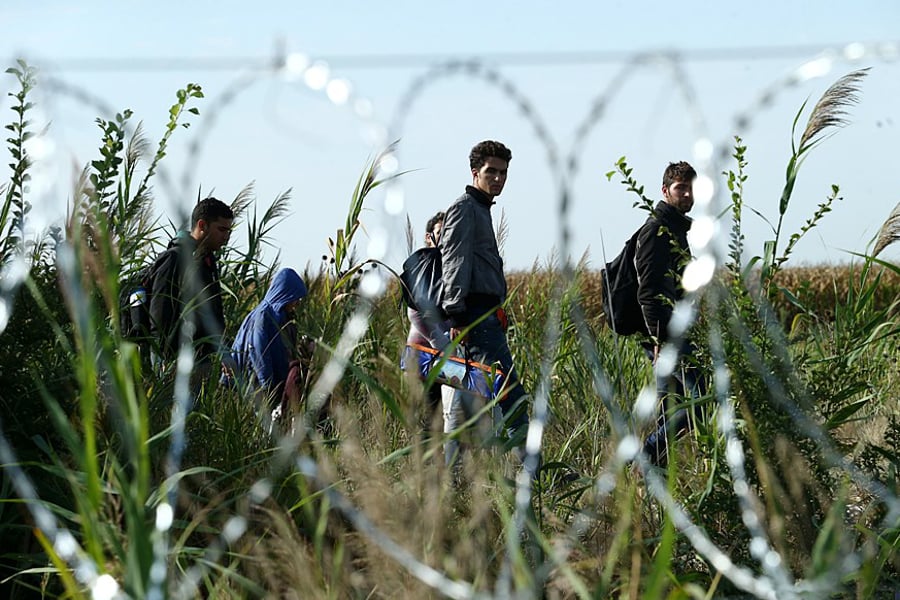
(798, 68, 869, 151)
(404, 213, 415, 255)
(873, 200, 900, 257)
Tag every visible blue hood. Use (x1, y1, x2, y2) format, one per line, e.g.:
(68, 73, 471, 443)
(261, 268, 308, 314)
(230, 268, 307, 391)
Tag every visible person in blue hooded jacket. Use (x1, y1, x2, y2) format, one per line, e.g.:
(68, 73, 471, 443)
(231, 268, 308, 403)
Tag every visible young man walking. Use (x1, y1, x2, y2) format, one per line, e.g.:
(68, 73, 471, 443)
(635, 161, 705, 466)
(150, 197, 234, 381)
(439, 140, 529, 460)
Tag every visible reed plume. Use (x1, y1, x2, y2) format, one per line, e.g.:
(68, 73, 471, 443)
(798, 67, 869, 152)
(873, 200, 900, 257)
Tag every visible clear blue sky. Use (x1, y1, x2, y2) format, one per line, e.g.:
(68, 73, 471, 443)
(3, 1, 900, 272)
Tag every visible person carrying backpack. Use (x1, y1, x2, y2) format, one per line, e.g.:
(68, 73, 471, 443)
(404, 211, 451, 352)
(149, 197, 234, 383)
(403, 211, 452, 430)
(230, 268, 308, 410)
(622, 161, 706, 467)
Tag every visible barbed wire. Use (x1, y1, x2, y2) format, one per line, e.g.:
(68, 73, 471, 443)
(0, 39, 899, 599)
(11, 43, 886, 72)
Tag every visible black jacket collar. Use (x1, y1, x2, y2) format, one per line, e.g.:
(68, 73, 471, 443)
(654, 200, 692, 232)
(466, 185, 495, 206)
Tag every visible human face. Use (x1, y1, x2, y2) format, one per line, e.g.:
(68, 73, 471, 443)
(426, 221, 442, 248)
(472, 157, 508, 199)
(662, 179, 694, 214)
(197, 217, 233, 252)
(284, 299, 302, 314)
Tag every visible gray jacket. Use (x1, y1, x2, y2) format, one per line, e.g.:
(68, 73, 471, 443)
(439, 186, 507, 325)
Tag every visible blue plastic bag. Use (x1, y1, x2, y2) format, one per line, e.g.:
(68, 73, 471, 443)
(400, 343, 506, 400)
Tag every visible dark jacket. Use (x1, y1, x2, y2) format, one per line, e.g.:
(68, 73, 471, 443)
(635, 200, 693, 343)
(149, 232, 225, 360)
(439, 186, 507, 326)
(230, 268, 307, 395)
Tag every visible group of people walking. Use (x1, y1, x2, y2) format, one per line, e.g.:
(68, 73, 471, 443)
(403, 141, 705, 472)
(144, 197, 309, 416)
(143, 139, 706, 472)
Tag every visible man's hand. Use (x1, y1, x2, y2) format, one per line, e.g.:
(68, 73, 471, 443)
(450, 327, 467, 344)
(220, 353, 238, 374)
(298, 335, 316, 359)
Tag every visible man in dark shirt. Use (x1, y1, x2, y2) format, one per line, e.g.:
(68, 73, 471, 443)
(635, 161, 705, 466)
(440, 140, 529, 464)
(150, 197, 233, 382)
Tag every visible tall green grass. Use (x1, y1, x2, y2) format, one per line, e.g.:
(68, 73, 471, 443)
(0, 62, 898, 599)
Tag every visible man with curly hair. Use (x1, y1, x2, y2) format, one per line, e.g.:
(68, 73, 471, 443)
(439, 140, 529, 469)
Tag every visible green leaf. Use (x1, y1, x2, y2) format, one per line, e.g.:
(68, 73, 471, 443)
(763, 240, 775, 267)
(645, 510, 677, 598)
(825, 397, 872, 429)
(777, 285, 808, 312)
(810, 499, 847, 577)
(343, 357, 405, 424)
(780, 170, 796, 216)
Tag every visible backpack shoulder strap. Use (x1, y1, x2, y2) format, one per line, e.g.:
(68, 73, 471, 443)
(146, 247, 179, 282)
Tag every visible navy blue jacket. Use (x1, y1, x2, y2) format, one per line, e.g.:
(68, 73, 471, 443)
(231, 268, 307, 393)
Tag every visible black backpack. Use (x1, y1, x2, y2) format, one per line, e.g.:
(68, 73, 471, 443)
(399, 247, 446, 319)
(601, 230, 647, 336)
(118, 249, 172, 341)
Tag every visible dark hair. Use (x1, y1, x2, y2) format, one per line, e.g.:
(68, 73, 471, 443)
(425, 211, 445, 235)
(662, 161, 697, 188)
(191, 197, 234, 227)
(469, 140, 512, 170)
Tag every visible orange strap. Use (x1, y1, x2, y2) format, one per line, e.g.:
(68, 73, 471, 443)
(407, 343, 505, 377)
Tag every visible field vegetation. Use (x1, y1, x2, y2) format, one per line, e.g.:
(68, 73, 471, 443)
(1, 61, 898, 598)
